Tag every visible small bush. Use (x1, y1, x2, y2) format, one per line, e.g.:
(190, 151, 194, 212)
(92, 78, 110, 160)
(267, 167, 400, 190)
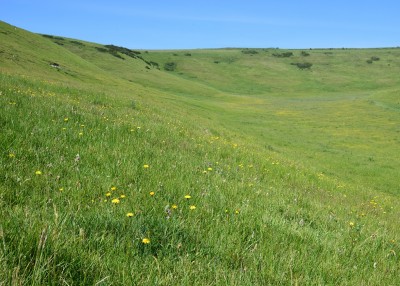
(272, 52, 293, 58)
(366, 59, 373, 64)
(291, 62, 313, 69)
(164, 62, 177, 71)
(147, 61, 159, 69)
(301, 51, 310, 56)
(42, 34, 65, 41)
(371, 56, 380, 61)
(184, 53, 192, 56)
(95, 47, 108, 53)
(70, 41, 85, 46)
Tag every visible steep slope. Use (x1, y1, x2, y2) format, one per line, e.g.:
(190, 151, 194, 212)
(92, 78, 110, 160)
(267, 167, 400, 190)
(0, 21, 150, 92)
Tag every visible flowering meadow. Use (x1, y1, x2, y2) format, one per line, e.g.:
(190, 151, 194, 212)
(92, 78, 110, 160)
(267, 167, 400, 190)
(1, 21, 400, 285)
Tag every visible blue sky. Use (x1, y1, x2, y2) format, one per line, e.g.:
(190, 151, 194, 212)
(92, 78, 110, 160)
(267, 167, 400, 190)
(1, 0, 399, 49)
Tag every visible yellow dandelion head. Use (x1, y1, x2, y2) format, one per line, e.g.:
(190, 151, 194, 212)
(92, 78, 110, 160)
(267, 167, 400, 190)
(126, 212, 134, 217)
(8, 153, 15, 158)
(78, 132, 83, 136)
(349, 221, 355, 227)
(110, 186, 117, 191)
(111, 198, 120, 204)
(64, 118, 69, 122)
(207, 167, 213, 171)
(120, 194, 126, 199)
(35, 170, 42, 175)
(143, 164, 149, 169)
(203, 170, 208, 174)
(184, 195, 191, 199)
(142, 238, 150, 244)
(189, 205, 196, 210)
(149, 191, 155, 196)
(172, 204, 178, 209)
(235, 210, 240, 214)
(105, 192, 111, 197)
(59, 188, 64, 192)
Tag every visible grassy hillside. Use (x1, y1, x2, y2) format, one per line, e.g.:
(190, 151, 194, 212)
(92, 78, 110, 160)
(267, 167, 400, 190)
(1, 21, 400, 285)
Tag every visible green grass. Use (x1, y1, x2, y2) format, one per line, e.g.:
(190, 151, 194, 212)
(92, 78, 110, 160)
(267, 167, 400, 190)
(1, 20, 400, 285)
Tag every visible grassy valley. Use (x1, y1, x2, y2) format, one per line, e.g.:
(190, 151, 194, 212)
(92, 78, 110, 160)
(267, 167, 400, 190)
(1, 21, 399, 285)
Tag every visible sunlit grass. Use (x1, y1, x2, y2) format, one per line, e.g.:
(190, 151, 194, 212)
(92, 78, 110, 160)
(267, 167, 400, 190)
(1, 71, 399, 285)
(1, 20, 400, 284)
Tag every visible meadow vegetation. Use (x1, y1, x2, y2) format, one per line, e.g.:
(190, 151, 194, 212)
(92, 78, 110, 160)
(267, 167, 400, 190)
(1, 20, 400, 285)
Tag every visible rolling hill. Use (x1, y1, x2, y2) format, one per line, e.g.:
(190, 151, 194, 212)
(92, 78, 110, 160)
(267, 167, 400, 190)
(1, 20, 399, 284)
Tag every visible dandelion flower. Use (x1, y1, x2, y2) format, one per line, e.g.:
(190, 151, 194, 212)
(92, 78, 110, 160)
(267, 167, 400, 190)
(172, 204, 178, 209)
(184, 195, 191, 199)
(189, 205, 196, 210)
(35, 170, 42, 175)
(111, 186, 117, 191)
(149, 191, 155, 196)
(106, 192, 111, 197)
(120, 194, 126, 199)
(235, 210, 240, 214)
(79, 132, 83, 136)
(111, 198, 120, 204)
(143, 164, 149, 168)
(59, 188, 64, 192)
(207, 167, 213, 171)
(203, 170, 207, 174)
(8, 153, 15, 158)
(142, 238, 150, 244)
(126, 212, 134, 217)
(349, 221, 355, 227)
(64, 118, 69, 122)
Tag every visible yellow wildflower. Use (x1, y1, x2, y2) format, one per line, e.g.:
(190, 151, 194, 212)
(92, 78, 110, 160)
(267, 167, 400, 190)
(349, 221, 355, 227)
(149, 191, 155, 196)
(142, 238, 150, 244)
(189, 205, 196, 210)
(35, 170, 42, 175)
(184, 195, 191, 199)
(111, 186, 117, 191)
(126, 212, 134, 217)
(64, 118, 69, 122)
(120, 194, 126, 199)
(8, 153, 15, 158)
(207, 167, 213, 171)
(143, 164, 149, 168)
(172, 204, 178, 209)
(105, 192, 111, 197)
(111, 198, 120, 204)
